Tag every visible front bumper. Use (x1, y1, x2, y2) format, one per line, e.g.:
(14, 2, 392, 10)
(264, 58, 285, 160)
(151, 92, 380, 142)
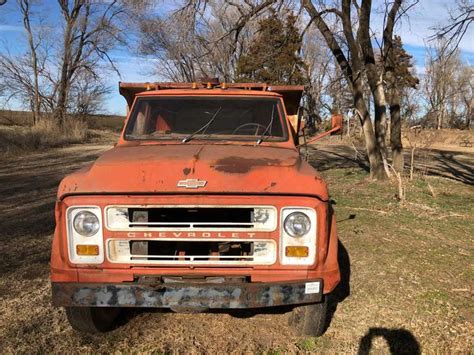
(52, 279, 323, 309)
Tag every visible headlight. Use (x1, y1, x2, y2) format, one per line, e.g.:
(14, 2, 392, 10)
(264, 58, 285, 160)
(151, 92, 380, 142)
(284, 212, 311, 237)
(73, 210, 100, 236)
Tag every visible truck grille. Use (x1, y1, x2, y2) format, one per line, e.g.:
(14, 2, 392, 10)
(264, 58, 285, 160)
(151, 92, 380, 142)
(105, 205, 277, 232)
(107, 239, 276, 265)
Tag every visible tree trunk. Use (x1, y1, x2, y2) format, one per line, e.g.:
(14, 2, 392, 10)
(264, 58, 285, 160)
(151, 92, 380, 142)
(55, 0, 86, 128)
(354, 83, 386, 179)
(301, 0, 387, 179)
(359, 0, 389, 161)
(20, 0, 41, 125)
(55, 18, 74, 128)
(467, 96, 473, 129)
(390, 89, 404, 173)
(372, 84, 389, 156)
(437, 108, 443, 129)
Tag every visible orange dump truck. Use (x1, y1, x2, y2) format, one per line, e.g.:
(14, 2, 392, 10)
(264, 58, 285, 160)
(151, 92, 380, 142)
(51, 81, 340, 336)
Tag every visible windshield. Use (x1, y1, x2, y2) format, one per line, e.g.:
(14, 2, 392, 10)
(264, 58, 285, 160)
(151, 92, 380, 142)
(124, 96, 287, 142)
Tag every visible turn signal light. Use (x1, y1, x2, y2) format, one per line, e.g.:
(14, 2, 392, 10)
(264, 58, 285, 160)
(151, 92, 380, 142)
(285, 246, 309, 257)
(76, 244, 99, 256)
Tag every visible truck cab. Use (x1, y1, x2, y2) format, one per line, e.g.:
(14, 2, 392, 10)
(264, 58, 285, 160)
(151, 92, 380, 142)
(51, 82, 340, 336)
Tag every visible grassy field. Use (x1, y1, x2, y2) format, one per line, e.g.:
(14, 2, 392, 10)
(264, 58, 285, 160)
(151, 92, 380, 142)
(0, 123, 118, 155)
(309, 167, 473, 353)
(0, 137, 472, 353)
(0, 110, 123, 154)
(0, 109, 124, 130)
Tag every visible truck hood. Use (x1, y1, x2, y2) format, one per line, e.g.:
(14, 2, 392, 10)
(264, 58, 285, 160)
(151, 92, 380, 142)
(58, 144, 328, 200)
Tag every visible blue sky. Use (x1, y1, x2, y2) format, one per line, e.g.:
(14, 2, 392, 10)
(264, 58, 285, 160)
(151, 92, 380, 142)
(0, 0, 473, 115)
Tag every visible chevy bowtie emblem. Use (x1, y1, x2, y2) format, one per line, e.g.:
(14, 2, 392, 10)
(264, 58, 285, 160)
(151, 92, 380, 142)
(177, 178, 207, 189)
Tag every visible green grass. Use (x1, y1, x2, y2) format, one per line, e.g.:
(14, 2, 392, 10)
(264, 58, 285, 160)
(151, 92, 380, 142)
(295, 167, 474, 352)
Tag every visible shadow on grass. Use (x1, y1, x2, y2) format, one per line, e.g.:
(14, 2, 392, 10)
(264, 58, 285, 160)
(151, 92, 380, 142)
(358, 327, 421, 355)
(431, 150, 474, 185)
(306, 144, 474, 185)
(324, 240, 350, 332)
(306, 145, 370, 172)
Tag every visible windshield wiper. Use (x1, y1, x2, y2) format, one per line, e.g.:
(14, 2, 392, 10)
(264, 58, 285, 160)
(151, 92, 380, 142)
(182, 107, 222, 143)
(256, 105, 275, 145)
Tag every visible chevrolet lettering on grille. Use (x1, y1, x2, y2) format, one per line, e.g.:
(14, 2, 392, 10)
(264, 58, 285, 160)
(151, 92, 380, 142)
(177, 178, 207, 189)
(126, 231, 258, 238)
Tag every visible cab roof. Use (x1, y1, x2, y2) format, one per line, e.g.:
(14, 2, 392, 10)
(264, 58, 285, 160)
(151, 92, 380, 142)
(137, 88, 282, 97)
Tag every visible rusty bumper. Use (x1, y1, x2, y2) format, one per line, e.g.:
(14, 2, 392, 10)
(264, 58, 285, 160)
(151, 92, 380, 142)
(52, 280, 323, 309)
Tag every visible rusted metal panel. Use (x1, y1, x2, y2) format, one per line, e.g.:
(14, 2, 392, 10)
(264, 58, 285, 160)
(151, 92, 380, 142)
(57, 145, 328, 201)
(52, 280, 323, 308)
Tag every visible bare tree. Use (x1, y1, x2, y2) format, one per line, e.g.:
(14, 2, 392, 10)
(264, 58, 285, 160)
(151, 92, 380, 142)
(0, 48, 50, 112)
(400, 85, 421, 123)
(0, 0, 131, 128)
(68, 69, 110, 118)
(422, 40, 472, 129)
(357, 0, 402, 165)
(300, 0, 403, 179)
(383, 36, 419, 172)
(136, 0, 275, 82)
(0, 0, 49, 122)
(462, 68, 474, 129)
(18, 0, 41, 124)
(301, 27, 333, 126)
(54, 0, 126, 126)
(432, 0, 474, 55)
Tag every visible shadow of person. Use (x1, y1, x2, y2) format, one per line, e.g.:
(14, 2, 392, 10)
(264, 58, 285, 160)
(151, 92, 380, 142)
(358, 328, 421, 355)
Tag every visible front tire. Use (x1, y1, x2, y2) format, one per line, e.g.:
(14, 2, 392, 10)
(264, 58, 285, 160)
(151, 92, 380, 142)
(65, 307, 121, 333)
(288, 296, 328, 337)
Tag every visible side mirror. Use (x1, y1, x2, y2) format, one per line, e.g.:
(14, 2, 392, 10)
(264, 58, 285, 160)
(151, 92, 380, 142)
(297, 113, 343, 149)
(331, 114, 343, 134)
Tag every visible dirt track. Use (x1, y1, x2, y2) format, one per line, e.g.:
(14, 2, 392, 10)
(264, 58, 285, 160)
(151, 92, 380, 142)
(306, 142, 474, 185)
(0, 138, 472, 353)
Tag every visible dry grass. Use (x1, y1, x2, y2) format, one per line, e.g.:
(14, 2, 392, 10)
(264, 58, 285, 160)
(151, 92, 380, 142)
(0, 109, 125, 130)
(0, 140, 472, 353)
(0, 119, 89, 154)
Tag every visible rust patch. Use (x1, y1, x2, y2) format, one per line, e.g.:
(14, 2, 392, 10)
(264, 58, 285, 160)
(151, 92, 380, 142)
(263, 182, 277, 191)
(183, 167, 191, 176)
(51, 280, 323, 308)
(212, 156, 281, 174)
(193, 146, 205, 161)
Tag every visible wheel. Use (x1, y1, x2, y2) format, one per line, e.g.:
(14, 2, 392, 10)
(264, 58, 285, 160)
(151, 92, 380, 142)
(65, 307, 121, 333)
(288, 297, 328, 337)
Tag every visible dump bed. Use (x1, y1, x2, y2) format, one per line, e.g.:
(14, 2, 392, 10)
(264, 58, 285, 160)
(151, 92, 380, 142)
(119, 82, 304, 116)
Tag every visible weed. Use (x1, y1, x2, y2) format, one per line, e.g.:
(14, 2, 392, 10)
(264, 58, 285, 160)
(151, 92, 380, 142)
(296, 337, 317, 351)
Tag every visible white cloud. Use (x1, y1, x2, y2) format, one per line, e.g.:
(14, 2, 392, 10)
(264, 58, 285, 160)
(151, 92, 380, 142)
(0, 24, 23, 32)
